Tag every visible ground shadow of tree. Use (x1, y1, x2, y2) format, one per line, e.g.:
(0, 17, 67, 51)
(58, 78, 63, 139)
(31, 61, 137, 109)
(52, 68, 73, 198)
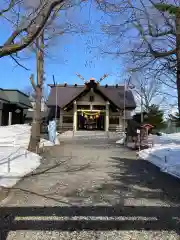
(1, 157, 180, 239)
(109, 157, 180, 205)
(48, 153, 180, 206)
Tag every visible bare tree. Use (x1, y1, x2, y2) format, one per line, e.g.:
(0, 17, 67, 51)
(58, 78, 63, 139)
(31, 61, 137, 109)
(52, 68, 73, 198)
(0, 0, 81, 58)
(98, 0, 180, 110)
(129, 71, 167, 112)
(0, 0, 87, 153)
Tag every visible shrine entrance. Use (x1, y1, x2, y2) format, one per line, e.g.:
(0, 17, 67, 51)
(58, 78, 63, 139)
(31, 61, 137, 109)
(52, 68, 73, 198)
(77, 110, 105, 130)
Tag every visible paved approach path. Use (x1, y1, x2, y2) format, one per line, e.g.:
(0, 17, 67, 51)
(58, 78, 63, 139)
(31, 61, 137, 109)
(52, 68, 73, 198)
(1, 137, 180, 239)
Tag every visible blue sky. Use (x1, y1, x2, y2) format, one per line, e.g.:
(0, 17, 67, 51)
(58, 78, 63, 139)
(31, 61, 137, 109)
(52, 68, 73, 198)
(0, 1, 177, 113)
(0, 2, 125, 92)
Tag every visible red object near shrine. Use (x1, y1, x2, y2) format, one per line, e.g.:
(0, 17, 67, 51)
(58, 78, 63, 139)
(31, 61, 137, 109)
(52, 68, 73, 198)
(141, 123, 154, 130)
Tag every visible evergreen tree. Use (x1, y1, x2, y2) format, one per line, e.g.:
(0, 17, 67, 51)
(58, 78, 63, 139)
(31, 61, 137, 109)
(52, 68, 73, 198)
(133, 104, 166, 130)
(145, 104, 166, 130)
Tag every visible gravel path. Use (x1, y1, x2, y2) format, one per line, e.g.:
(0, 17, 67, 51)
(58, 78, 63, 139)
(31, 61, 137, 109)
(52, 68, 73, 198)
(1, 137, 180, 239)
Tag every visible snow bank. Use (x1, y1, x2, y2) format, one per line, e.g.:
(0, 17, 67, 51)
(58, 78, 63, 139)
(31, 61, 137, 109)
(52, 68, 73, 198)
(139, 133, 180, 179)
(0, 124, 55, 188)
(0, 147, 41, 187)
(0, 124, 53, 148)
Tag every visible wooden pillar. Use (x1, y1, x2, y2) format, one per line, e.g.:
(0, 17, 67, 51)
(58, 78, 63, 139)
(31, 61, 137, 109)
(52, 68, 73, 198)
(105, 101, 109, 132)
(73, 101, 77, 132)
(119, 110, 123, 133)
(59, 108, 63, 130)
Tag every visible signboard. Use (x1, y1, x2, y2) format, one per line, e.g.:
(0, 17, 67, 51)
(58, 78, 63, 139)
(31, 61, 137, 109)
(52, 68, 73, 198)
(137, 129, 140, 134)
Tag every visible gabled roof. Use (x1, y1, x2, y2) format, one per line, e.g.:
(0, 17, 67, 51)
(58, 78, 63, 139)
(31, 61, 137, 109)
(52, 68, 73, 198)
(99, 86, 136, 109)
(47, 85, 85, 108)
(47, 84, 136, 110)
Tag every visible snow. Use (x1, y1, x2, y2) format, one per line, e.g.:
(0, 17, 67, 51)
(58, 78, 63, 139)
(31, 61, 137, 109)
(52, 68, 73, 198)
(138, 133, 180, 179)
(0, 124, 55, 188)
(116, 133, 126, 144)
(0, 147, 41, 188)
(0, 124, 54, 148)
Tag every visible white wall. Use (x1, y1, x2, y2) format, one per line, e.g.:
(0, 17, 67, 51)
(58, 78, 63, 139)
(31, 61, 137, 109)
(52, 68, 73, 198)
(77, 91, 106, 105)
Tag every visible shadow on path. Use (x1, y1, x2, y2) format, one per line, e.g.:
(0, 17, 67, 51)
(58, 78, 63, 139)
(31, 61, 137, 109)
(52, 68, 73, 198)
(109, 157, 180, 204)
(2, 156, 180, 239)
(1, 205, 180, 240)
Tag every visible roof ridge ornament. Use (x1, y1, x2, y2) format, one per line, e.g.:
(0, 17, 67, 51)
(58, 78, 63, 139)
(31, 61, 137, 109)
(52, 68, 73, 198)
(75, 73, 109, 85)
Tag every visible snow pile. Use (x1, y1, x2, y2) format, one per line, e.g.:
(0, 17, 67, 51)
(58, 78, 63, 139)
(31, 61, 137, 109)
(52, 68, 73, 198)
(0, 124, 53, 148)
(139, 133, 180, 179)
(0, 124, 55, 188)
(0, 147, 41, 188)
(152, 133, 180, 146)
(116, 133, 126, 144)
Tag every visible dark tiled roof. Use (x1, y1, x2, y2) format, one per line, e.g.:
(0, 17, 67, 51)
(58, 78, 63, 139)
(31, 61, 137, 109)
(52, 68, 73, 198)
(47, 86, 85, 107)
(99, 86, 136, 109)
(47, 85, 136, 109)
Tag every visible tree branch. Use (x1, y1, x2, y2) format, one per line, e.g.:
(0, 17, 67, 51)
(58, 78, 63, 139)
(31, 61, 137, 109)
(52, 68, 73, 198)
(0, 0, 17, 16)
(148, 44, 176, 58)
(133, 22, 176, 58)
(10, 54, 30, 70)
(30, 74, 36, 91)
(149, 29, 175, 37)
(0, 0, 66, 58)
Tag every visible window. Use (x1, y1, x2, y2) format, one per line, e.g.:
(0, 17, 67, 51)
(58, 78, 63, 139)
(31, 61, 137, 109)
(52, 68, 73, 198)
(109, 116, 119, 125)
(63, 116, 73, 123)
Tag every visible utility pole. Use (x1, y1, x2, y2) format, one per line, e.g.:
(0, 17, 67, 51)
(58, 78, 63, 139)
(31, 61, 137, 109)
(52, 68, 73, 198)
(53, 75, 58, 121)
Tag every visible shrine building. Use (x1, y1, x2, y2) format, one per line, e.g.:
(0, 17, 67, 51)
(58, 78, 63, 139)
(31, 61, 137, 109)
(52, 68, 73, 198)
(47, 78, 136, 132)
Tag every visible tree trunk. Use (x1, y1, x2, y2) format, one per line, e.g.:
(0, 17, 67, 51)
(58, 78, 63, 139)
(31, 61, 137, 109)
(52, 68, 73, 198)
(176, 11, 180, 114)
(28, 86, 41, 153)
(28, 34, 44, 153)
